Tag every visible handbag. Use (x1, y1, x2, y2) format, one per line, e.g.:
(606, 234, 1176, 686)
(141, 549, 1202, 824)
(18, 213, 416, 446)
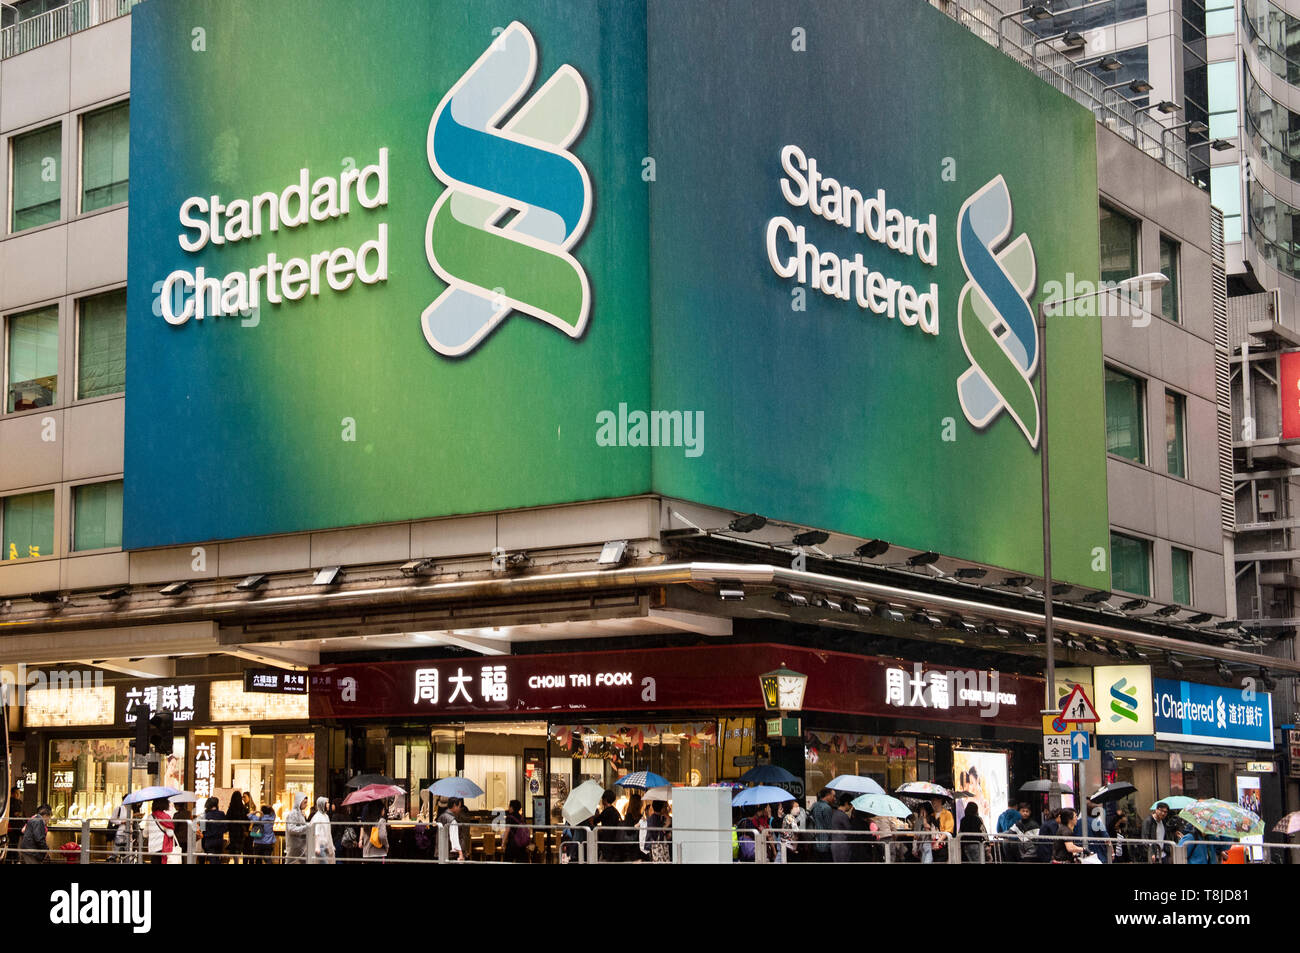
(369, 825, 383, 849)
(340, 826, 358, 849)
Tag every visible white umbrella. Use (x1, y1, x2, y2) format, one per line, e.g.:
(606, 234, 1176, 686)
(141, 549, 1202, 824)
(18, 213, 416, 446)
(563, 779, 605, 825)
(643, 786, 674, 801)
(168, 791, 200, 803)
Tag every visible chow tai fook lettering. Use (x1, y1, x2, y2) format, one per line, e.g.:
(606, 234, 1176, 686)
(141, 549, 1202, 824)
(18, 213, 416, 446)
(309, 644, 1042, 729)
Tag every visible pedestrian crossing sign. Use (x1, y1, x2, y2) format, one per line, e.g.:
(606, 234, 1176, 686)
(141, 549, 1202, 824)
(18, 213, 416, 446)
(1059, 684, 1100, 723)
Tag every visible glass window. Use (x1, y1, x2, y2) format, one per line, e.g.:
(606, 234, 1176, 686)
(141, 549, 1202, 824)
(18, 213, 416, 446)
(81, 102, 128, 213)
(1166, 391, 1187, 478)
(1106, 367, 1146, 463)
(77, 290, 125, 399)
(47, 737, 184, 826)
(6, 306, 58, 412)
(10, 123, 61, 232)
(1205, 0, 1234, 34)
(1100, 206, 1139, 288)
(1171, 547, 1193, 605)
(1159, 237, 1180, 323)
(805, 731, 918, 795)
(1111, 532, 1152, 596)
(1206, 61, 1237, 142)
(72, 480, 122, 551)
(1210, 165, 1241, 243)
(2, 489, 54, 560)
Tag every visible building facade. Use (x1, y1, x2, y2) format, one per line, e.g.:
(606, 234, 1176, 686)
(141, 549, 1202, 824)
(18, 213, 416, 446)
(0, 0, 1293, 856)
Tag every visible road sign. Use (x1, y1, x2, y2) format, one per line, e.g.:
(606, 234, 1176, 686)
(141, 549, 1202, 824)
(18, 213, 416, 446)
(1043, 734, 1075, 763)
(1069, 731, 1090, 761)
(1059, 684, 1100, 724)
(1043, 714, 1069, 735)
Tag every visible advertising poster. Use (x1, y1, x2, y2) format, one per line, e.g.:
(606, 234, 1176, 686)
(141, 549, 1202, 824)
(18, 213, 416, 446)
(953, 750, 1008, 833)
(1236, 776, 1264, 861)
(127, 0, 1110, 589)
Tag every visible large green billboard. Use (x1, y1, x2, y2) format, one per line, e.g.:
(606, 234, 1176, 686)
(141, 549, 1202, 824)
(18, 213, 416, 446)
(126, 0, 1109, 587)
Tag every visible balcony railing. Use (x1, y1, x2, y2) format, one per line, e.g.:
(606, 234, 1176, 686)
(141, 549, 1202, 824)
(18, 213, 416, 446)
(930, 0, 1193, 182)
(1, 0, 142, 60)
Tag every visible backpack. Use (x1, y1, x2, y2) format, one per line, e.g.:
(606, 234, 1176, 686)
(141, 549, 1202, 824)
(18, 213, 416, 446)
(511, 822, 532, 849)
(737, 820, 756, 861)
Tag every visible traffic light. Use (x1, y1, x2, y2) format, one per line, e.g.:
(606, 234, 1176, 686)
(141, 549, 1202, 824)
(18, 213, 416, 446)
(148, 711, 175, 755)
(133, 706, 151, 757)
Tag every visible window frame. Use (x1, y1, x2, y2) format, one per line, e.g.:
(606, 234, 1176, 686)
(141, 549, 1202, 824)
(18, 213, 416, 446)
(8, 119, 63, 235)
(74, 286, 127, 402)
(0, 485, 57, 563)
(69, 478, 124, 554)
(1165, 387, 1188, 479)
(1105, 364, 1148, 465)
(77, 98, 129, 216)
(4, 302, 61, 416)
(1158, 235, 1181, 324)
(1171, 546, 1194, 606)
(1110, 530, 1153, 597)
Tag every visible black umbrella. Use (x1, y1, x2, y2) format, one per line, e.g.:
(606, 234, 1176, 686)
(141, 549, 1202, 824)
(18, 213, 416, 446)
(1086, 782, 1137, 804)
(737, 764, 798, 785)
(346, 774, 400, 789)
(1020, 778, 1073, 794)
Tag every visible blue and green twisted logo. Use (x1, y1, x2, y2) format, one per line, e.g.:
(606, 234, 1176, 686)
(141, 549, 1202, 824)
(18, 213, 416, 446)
(423, 21, 593, 357)
(955, 177, 1040, 448)
(1109, 676, 1139, 724)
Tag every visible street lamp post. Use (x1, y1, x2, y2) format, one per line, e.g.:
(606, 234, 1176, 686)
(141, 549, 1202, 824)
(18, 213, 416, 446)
(1036, 272, 1167, 813)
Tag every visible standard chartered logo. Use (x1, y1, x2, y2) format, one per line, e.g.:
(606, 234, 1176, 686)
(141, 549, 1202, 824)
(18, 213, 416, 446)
(423, 21, 593, 357)
(1109, 677, 1139, 724)
(954, 176, 1040, 448)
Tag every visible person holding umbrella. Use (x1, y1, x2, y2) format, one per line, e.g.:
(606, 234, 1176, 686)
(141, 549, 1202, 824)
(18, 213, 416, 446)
(830, 796, 854, 863)
(146, 798, 176, 865)
(1140, 802, 1171, 864)
(199, 796, 226, 863)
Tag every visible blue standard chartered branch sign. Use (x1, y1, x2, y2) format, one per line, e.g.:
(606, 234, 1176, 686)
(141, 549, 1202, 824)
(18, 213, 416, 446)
(1153, 679, 1274, 750)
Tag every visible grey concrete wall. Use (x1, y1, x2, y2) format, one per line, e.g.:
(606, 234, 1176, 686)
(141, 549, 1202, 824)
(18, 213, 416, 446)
(1098, 125, 1228, 616)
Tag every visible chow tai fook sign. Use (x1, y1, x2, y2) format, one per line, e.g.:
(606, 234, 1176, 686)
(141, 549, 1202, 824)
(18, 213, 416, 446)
(309, 644, 1042, 730)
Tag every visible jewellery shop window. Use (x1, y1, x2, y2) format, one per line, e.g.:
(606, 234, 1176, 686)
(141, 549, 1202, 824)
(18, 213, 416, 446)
(47, 737, 184, 826)
(805, 732, 918, 794)
(547, 722, 719, 802)
(216, 729, 315, 819)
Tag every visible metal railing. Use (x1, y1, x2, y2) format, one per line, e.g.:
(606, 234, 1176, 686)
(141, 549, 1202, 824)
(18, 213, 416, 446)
(1, 0, 142, 60)
(8, 817, 1297, 865)
(929, 0, 1193, 181)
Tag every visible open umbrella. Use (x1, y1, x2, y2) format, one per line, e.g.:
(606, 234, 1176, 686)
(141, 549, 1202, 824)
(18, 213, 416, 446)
(737, 764, 798, 785)
(1272, 811, 1300, 835)
(895, 781, 953, 799)
(825, 774, 885, 796)
(732, 785, 796, 807)
(168, 791, 199, 804)
(1019, 778, 1073, 794)
(123, 786, 180, 806)
(342, 783, 403, 806)
(614, 771, 670, 790)
(850, 793, 914, 818)
(1149, 795, 1196, 812)
(563, 779, 605, 825)
(1087, 782, 1137, 804)
(346, 774, 400, 789)
(643, 786, 674, 801)
(1178, 799, 1264, 840)
(426, 776, 485, 799)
